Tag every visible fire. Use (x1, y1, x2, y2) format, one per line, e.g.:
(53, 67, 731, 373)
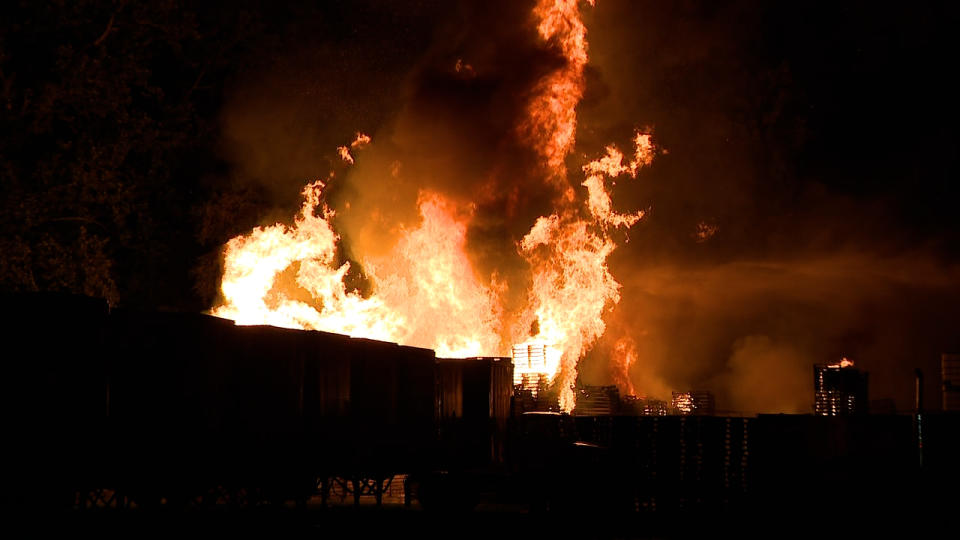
(213, 0, 655, 411)
(672, 392, 694, 415)
(372, 193, 502, 357)
(336, 132, 371, 165)
(581, 133, 655, 228)
(826, 357, 855, 369)
(214, 174, 501, 358)
(694, 221, 718, 242)
(514, 131, 655, 409)
(520, 0, 592, 188)
(611, 336, 638, 397)
(512, 342, 561, 392)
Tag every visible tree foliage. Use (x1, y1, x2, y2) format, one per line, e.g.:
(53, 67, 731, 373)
(0, 0, 267, 309)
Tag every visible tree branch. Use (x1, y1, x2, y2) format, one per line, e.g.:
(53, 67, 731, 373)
(93, 14, 116, 47)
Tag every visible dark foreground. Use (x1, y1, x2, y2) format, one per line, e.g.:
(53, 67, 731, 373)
(6, 501, 950, 540)
(3, 294, 958, 538)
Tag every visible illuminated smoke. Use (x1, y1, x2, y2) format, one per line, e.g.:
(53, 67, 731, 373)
(213, 0, 655, 411)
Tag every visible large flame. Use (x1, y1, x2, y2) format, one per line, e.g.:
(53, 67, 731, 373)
(214, 179, 501, 358)
(521, 0, 592, 190)
(612, 336, 638, 397)
(514, 131, 655, 409)
(212, 0, 655, 411)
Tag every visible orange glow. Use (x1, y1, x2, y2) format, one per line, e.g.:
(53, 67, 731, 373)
(350, 132, 371, 148)
(214, 179, 502, 358)
(214, 1, 654, 412)
(611, 336, 638, 396)
(515, 213, 623, 410)
(694, 221, 718, 242)
(520, 0, 592, 188)
(672, 392, 694, 415)
(337, 146, 353, 164)
(827, 357, 855, 369)
(514, 128, 655, 410)
(582, 133, 654, 228)
(337, 132, 371, 164)
(512, 342, 561, 393)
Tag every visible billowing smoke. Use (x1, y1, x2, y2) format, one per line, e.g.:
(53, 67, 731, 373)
(219, 1, 573, 338)
(214, 1, 960, 413)
(578, 254, 960, 413)
(570, 1, 960, 412)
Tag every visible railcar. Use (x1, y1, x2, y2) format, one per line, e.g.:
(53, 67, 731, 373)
(7, 293, 944, 517)
(1, 293, 508, 509)
(3, 293, 110, 508)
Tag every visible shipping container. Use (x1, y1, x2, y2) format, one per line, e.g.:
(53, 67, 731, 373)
(435, 357, 513, 468)
(1, 293, 110, 507)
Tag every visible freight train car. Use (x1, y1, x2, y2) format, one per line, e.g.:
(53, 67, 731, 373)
(416, 356, 514, 509)
(9, 293, 952, 520)
(106, 312, 440, 507)
(0, 293, 490, 509)
(435, 356, 513, 468)
(2, 293, 110, 508)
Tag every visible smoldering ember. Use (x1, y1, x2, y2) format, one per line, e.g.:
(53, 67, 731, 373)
(1, 0, 958, 534)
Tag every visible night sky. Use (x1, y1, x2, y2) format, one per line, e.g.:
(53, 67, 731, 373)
(2, 0, 958, 413)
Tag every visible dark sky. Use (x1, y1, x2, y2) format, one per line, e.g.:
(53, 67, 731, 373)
(2, 0, 958, 412)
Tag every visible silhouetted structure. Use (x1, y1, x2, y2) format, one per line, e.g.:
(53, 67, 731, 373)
(641, 398, 670, 416)
(622, 396, 670, 416)
(942, 354, 960, 412)
(671, 391, 715, 416)
(813, 361, 868, 415)
(870, 398, 897, 415)
(513, 378, 560, 414)
(572, 385, 620, 416)
(436, 357, 514, 466)
(511, 342, 552, 394)
(8, 292, 959, 520)
(2, 293, 515, 511)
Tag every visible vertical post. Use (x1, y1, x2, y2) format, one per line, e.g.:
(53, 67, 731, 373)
(351, 476, 361, 506)
(319, 477, 329, 509)
(915, 368, 924, 469)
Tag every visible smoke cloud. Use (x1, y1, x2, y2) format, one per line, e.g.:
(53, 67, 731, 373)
(579, 253, 960, 413)
(214, 1, 960, 412)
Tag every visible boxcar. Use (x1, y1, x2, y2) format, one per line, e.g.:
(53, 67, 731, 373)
(2, 293, 110, 507)
(1, 293, 508, 509)
(435, 357, 513, 469)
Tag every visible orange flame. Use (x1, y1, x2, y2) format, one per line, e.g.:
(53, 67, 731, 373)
(337, 132, 371, 164)
(213, 0, 655, 412)
(694, 221, 718, 242)
(337, 146, 354, 164)
(214, 179, 502, 358)
(612, 336, 638, 397)
(827, 357, 855, 369)
(520, 0, 592, 188)
(515, 130, 654, 409)
(582, 132, 655, 228)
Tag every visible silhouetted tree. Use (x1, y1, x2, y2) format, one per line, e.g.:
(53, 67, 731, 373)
(0, 0, 267, 308)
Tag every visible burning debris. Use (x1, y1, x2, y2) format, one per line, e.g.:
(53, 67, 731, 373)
(337, 132, 371, 165)
(211, 0, 658, 411)
(671, 391, 716, 416)
(572, 385, 620, 416)
(512, 342, 557, 394)
(213, 181, 503, 359)
(813, 358, 868, 416)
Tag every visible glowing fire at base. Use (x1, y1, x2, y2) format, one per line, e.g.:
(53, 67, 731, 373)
(512, 341, 561, 393)
(213, 179, 502, 359)
(212, 0, 657, 411)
